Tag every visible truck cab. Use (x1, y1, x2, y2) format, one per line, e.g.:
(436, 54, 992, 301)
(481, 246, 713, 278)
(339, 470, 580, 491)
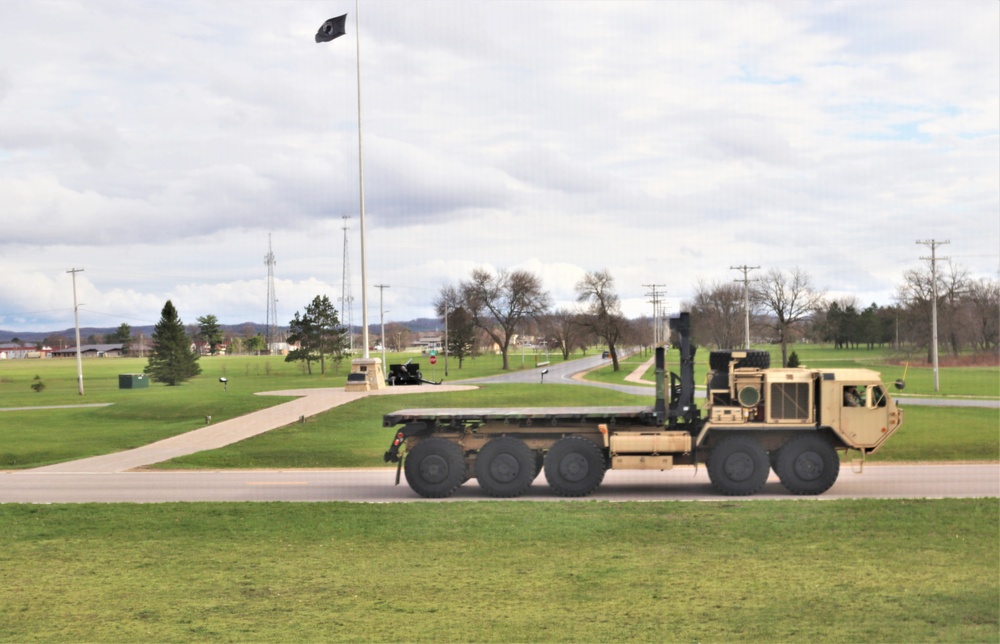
(819, 370, 903, 452)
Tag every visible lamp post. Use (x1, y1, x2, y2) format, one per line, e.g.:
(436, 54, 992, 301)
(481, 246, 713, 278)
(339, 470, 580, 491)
(443, 301, 449, 377)
(67, 268, 84, 395)
(376, 283, 389, 374)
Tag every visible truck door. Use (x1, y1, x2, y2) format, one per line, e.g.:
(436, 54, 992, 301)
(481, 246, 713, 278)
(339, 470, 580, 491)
(839, 384, 891, 448)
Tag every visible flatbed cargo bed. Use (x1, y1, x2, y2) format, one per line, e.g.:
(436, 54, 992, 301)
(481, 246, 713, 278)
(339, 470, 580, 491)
(383, 406, 657, 427)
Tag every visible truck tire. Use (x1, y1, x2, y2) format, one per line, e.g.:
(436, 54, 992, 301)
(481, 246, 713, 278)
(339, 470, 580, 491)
(707, 435, 770, 496)
(708, 350, 771, 371)
(544, 436, 607, 497)
(475, 436, 536, 498)
(775, 435, 840, 495)
(404, 437, 466, 498)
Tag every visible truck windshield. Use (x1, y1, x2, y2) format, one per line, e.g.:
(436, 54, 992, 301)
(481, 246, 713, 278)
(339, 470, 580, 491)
(871, 385, 887, 408)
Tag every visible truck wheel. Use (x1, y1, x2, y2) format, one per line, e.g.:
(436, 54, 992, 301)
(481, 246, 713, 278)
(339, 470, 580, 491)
(708, 350, 771, 371)
(544, 436, 606, 497)
(475, 436, 536, 498)
(775, 436, 840, 495)
(707, 435, 770, 496)
(403, 437, 466, 498)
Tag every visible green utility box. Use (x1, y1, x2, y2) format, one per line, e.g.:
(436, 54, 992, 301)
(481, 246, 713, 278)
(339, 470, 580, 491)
(118, 373, 149, 389)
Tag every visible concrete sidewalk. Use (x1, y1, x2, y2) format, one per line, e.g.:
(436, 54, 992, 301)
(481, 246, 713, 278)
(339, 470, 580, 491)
(31, 384, 475, 473)
(623, 356, 655, 385)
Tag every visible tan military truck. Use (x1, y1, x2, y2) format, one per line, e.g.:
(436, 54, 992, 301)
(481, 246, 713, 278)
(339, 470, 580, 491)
(383, 313, 903, 498)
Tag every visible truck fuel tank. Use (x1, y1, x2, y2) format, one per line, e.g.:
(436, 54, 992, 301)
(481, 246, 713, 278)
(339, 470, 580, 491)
(610, 431, 691, 455)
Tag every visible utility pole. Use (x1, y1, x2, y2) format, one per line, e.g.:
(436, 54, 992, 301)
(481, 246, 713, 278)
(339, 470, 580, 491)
(375, 284, 388, 373)
(917, 239, 949, 392)
(731, 265, 759, 349)
(67, 268, 84, 395)
(643, 283, 666, 347)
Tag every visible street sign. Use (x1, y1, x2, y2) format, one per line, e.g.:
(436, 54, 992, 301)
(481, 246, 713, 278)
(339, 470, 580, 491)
(429, 355, 437, 365)
(429, 349, 437, 357)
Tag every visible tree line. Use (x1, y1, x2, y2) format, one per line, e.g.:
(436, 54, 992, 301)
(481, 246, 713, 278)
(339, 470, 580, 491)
(433, 267, 639, 372)
(432, 261, 996, 372)
(59, 256, 996, 386)
(687, 262, 998, 365)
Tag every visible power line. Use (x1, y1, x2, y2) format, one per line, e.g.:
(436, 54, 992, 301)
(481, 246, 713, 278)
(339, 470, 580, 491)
(642, 283, 666, 346)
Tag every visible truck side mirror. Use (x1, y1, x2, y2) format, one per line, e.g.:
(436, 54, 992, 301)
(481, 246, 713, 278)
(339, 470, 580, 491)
(893, 379, 905, 390)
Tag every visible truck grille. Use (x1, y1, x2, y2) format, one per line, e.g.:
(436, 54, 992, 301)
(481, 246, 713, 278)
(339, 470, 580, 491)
(770, 383, 810, 420)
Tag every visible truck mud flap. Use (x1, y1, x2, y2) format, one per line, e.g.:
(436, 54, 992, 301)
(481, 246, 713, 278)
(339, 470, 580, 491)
(384, 422, 431, 487)
(383, 422, 429, 463)
(850, 449, 865, 474)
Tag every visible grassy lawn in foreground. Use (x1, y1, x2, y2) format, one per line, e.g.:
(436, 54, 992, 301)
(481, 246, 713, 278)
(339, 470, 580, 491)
(0, 499, 995, 642)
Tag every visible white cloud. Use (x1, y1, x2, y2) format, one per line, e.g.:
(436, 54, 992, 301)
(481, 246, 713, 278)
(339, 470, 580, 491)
(0, 1, 996, 333)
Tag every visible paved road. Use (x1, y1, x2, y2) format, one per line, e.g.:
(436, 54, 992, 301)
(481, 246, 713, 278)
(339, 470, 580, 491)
(2, 464, 996, 503)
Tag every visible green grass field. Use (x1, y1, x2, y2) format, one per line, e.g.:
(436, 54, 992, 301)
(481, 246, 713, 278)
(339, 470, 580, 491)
(592, 345, 1000, 399)
(2, 348, 997, 469)
(1, 500, 995, 642)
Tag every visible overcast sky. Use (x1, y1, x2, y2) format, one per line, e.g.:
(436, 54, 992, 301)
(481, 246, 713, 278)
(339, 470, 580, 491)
(1, 0, 997, 334)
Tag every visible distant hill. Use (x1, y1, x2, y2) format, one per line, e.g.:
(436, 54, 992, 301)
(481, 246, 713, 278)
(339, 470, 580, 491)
(1, 318, 443, 344)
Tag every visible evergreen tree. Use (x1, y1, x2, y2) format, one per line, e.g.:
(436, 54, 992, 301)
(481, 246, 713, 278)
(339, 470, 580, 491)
(285, 295, 347, 375)
(197, 314, 223, 355)
(108, 323, 132, 355)
(147, 300, 201, 385)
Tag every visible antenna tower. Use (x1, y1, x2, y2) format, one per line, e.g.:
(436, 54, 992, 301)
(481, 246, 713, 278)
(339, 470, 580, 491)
(264, 234, 279, 350)
(341, 215, 355, 352)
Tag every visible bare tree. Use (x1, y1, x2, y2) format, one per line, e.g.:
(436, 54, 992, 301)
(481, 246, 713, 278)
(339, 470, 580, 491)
(753, 267, 826, 367)
(896, 260, 972, 359)
(458, 268, 551, 370)
(895, 266, 935, 357)
(383, 322, 412, 352)
(541, 309, 586, 360)
(688, 279, 748, 350)
(939, 261, 970, 356)
(965, 277, 999, 351)
(576, 269, 627, 371)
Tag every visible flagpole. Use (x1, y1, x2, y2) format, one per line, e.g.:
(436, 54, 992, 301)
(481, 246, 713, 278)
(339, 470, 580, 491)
(355, 0, 370, 359)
